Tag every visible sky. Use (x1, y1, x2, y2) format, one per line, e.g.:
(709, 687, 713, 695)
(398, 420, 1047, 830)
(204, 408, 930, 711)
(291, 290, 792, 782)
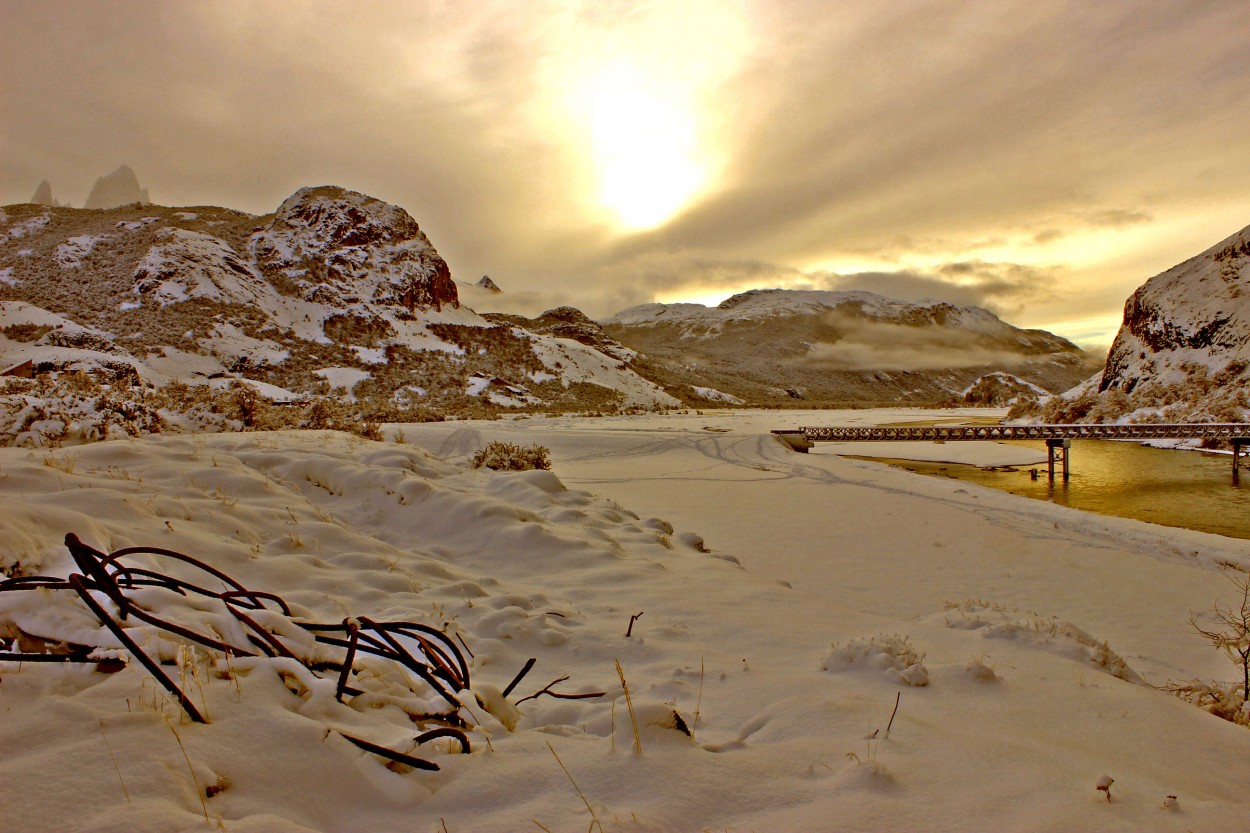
(5, 0, 1250, 352)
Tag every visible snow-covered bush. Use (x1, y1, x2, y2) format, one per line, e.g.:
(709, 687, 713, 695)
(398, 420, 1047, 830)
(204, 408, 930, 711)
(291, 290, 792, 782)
(471, 441, 552, 471)
(821, 634, 929, 686)
(0, 374, 166, 447)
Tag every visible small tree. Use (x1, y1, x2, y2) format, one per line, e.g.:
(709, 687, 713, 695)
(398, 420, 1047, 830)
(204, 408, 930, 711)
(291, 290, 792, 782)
(1190, 573, 1250, 701)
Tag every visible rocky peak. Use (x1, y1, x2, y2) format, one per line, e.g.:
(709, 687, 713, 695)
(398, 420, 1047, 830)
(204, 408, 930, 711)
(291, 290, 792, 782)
(1101, 222, 1250, 392)
(476, 275, 502, 293)
(29, 181, 55, 206)
(84, 165, 150, 209)
(249, 185, 458, 313)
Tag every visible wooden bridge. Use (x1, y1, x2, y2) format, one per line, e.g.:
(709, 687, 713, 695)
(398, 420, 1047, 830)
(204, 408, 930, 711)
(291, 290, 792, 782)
(772, 423, 1250, 484)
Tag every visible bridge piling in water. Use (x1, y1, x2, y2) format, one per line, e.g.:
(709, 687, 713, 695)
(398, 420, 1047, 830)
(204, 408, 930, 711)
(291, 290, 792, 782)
(1046, 439, 1071, 483)
(1234, 439, 1250, 485)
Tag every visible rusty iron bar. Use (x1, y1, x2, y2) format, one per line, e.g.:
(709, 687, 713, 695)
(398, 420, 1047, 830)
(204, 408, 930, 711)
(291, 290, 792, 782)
(502, 657, 537, 698)
(335, 620, 360, 703)
(338, 732, 442, 772)
(67, 573, 208, 724)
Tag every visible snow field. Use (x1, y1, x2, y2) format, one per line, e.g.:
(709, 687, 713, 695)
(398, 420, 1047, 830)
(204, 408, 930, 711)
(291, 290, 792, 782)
(1, 408, 1248, 831)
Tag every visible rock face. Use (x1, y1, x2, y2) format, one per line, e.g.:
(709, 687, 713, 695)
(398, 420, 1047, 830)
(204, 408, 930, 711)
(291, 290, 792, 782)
(1101, 223, 1250, 393)
(250, 186, 458, 313)
(602, 289, 1094, 407)
(476, 275, 501, 293)
(84, 165, 150, 209)
(29, 181, 55, 206)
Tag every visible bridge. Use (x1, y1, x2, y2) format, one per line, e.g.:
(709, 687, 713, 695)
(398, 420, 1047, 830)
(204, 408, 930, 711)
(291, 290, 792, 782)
(772, 423, 1250, 484)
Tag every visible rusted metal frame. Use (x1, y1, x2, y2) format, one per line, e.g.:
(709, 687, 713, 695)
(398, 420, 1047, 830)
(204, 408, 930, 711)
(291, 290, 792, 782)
(102, 546, 252, 599)
(221, 604, 297, 660)
(304, 619, 471, 691)
(352, 622, 464, 709)
(115, 603, 246, 656)
(368, 621, 471, 689)
(67, 573, 207, 724)
(362, 621, 468, 693)
(309, 631, 457, 706)
(219, 589, 292, 616)
(502, 657, 537, 698)
(65, 534, 132, 614)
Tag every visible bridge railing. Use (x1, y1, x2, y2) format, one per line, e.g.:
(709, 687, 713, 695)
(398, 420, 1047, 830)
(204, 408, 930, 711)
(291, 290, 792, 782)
(771, 423, 1250, 484)
(796, 423, 1250, 443)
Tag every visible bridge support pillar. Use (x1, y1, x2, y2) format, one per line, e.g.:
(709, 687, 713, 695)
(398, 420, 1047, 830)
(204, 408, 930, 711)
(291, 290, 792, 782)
(1046, 439, 1070, 484)
(1234, 438, 1250, 485)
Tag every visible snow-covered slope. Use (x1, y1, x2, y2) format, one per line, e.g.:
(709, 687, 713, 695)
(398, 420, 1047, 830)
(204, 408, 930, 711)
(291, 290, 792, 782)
(1103, 223, 1250, 391)
(2, 414, 1248, 831)
(1012, 223, 1250, 425)
(0, 188, 678, 434)
(602, 289, 1094, 407)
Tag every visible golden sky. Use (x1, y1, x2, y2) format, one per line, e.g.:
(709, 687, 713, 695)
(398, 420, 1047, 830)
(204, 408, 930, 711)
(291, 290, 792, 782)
(5, 0, 1250, 350)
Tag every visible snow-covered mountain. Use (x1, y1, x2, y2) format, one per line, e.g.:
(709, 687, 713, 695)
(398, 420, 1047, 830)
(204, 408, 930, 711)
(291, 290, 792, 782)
(1011, 222, 1250, 425)
(1103, 224, 1250, 391)
(601, 289, 1095, 407)
(0, 187, 678, 444)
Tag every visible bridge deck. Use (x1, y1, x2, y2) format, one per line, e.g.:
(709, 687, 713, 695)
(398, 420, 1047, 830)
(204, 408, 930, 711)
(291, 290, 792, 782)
(787, 424, 1250, 442)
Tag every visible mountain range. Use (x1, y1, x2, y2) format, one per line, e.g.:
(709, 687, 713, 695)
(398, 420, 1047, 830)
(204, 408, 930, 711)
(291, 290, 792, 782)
(7, 182, 1237, 445)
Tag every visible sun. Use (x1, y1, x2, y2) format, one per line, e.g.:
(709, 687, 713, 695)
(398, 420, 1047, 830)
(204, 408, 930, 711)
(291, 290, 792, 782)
(554, 2, 752, 232)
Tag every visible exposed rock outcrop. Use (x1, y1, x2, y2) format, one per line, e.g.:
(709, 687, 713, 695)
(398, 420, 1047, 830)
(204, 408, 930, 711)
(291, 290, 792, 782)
(29, 181, 55, 206)
(84, 165, 150, 209)
(1101, 223, 1250, 393)
(249, 186, 458, 313)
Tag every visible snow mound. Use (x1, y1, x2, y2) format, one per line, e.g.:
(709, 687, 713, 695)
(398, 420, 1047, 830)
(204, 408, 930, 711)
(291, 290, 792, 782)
(933, 601, 1144, 684)
(821, 634, 929, 686)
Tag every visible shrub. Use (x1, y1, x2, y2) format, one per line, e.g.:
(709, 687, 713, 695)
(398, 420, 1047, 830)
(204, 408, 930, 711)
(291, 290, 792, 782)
(471, 441, 551, 471)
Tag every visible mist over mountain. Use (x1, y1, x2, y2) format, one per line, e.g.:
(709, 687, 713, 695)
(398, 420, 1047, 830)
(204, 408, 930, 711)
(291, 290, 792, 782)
(601, 289, 1096, 407)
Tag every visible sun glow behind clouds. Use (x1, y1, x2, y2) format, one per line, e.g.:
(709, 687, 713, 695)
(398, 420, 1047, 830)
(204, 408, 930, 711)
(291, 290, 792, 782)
(560, 2, 752, 231)
(569, 59, 704, 230)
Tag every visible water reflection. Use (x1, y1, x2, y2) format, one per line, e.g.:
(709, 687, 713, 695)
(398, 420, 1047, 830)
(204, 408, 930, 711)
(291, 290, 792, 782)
(861, 440, 1250, 540)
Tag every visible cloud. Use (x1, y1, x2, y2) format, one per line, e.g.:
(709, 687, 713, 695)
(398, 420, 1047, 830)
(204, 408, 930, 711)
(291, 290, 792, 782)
(4, 0, 1250, 350)
(804, 312, 1046, 372)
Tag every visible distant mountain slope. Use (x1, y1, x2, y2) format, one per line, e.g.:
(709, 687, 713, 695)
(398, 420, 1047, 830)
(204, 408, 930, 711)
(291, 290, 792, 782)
(601, 289, 1096, 407)
(0, 187, 678, 445)
(1011, 222, 1250, 426)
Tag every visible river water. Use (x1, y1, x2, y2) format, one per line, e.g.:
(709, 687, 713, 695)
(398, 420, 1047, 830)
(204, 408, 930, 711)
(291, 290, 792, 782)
(864, 440, 1250, 540)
